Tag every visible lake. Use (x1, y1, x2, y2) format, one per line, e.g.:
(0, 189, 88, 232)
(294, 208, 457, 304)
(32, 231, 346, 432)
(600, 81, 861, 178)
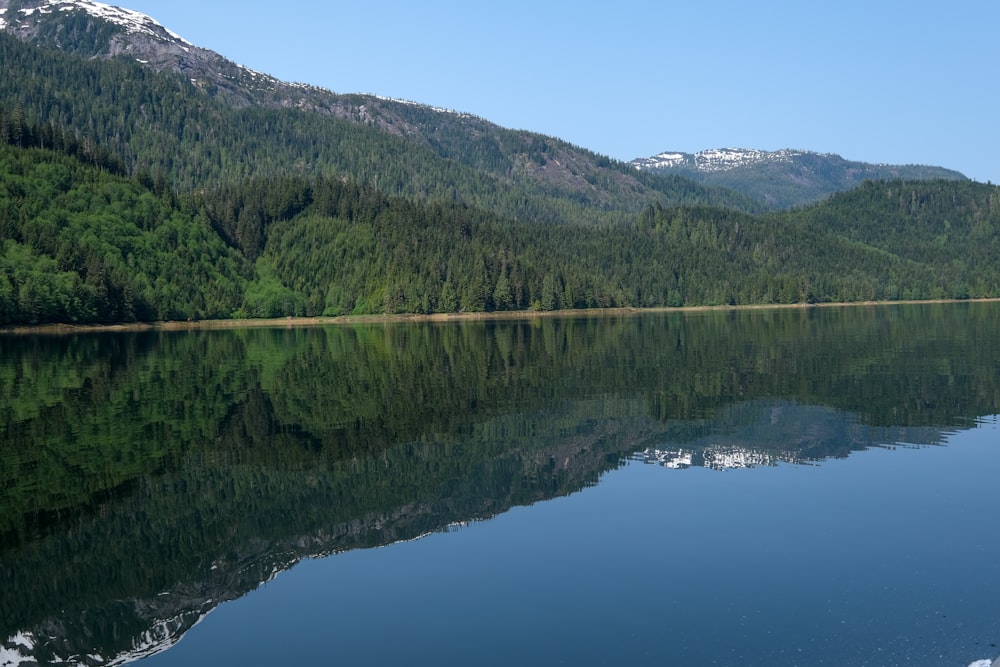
(2, 303, 999, 666)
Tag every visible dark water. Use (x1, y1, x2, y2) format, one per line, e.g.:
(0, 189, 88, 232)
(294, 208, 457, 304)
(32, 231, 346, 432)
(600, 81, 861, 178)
(2, 304, 999, 666)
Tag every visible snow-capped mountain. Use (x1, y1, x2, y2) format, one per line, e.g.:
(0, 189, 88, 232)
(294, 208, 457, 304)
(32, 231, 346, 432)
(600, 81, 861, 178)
(630, 147, 967, 209)
(0, 0, 467, 128)
(632, 147, 824, 173)
(0, 0, 190, 45)
(0, 0, 546, 133)
(0, 0, 300, 108)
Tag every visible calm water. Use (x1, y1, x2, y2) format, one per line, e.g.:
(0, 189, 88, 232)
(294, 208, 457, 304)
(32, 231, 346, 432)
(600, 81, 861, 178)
(2, 304, 999, 666)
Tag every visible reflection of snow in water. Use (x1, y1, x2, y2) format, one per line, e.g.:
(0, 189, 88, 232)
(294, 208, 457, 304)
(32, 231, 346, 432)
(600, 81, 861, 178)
(631, 444, 804, 470)
(701, 446, 782, 470)
(1, 609, 215, 667)
(0, 632, 34, 667)
(631, 447, 694, 469)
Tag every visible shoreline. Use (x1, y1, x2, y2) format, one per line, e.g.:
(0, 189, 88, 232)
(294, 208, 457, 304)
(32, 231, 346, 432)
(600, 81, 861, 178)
(3, 298, 999, 335)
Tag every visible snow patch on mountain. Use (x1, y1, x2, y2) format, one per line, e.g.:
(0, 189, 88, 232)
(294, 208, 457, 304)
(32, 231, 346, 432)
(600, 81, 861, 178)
(7, 0, 192, 45)
(633, 147, 824, 173)
(374, 94, 474, 118)
(643, 152, 685, 168)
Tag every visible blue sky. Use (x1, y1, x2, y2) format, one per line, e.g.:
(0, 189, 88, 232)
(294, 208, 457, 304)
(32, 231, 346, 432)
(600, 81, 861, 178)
(125, 0, 999, 183)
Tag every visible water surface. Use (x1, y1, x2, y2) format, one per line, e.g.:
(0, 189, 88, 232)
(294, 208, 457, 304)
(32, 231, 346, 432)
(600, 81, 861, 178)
(2, 304, 999, 666)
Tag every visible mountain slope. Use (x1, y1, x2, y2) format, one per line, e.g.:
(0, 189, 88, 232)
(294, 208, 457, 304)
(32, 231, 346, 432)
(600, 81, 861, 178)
(0, 0, 761, 219)
(632, 147, 967, 209)
(788, 178, 1000, 280)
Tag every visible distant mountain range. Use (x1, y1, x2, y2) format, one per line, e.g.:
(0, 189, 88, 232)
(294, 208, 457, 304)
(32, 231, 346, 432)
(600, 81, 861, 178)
(0, 0, 964, 213)
(631, 147, 967, 209)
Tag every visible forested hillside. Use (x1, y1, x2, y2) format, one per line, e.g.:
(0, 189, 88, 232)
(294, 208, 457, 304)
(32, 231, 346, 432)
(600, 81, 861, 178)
(794, 179, 1000, 275)
(0, 31, 758, 225)
(4, 121, 1000, 325)
(225, 179, 985, 315)
(0, 138, 251, 323)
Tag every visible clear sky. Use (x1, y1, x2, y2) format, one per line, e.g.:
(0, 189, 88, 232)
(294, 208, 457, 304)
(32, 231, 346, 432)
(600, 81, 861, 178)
(124, 0, 999, 184)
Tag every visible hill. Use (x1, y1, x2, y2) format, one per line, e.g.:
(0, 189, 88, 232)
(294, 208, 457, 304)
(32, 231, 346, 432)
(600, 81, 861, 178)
(631, 147, 967, 209)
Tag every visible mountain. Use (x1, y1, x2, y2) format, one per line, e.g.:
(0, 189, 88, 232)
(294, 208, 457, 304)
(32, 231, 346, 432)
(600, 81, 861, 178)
(631, 147, 968, 209)
(0, 0, 760, 220)
(0, 0, 385, 109)
(1, 1, 1000, 325)
(0, 0, 417, 114)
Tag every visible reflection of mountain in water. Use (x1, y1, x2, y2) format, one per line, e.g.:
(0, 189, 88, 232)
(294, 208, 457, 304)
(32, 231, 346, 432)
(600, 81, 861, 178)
(632, 401, 949, 470)
(4, 304, 1000, 665)
(1, 395, 655, 667)
(0, 402, 974, 667)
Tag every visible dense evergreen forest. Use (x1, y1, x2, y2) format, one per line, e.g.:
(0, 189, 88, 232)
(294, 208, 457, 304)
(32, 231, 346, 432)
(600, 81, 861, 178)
(2, 30, 1000, 325)
(3, 128, 1000, 325)
(0, 137, 251, 323)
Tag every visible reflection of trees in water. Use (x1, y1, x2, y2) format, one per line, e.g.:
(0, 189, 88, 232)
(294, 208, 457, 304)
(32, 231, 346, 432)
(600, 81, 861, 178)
(2, 303, 1000, 664)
